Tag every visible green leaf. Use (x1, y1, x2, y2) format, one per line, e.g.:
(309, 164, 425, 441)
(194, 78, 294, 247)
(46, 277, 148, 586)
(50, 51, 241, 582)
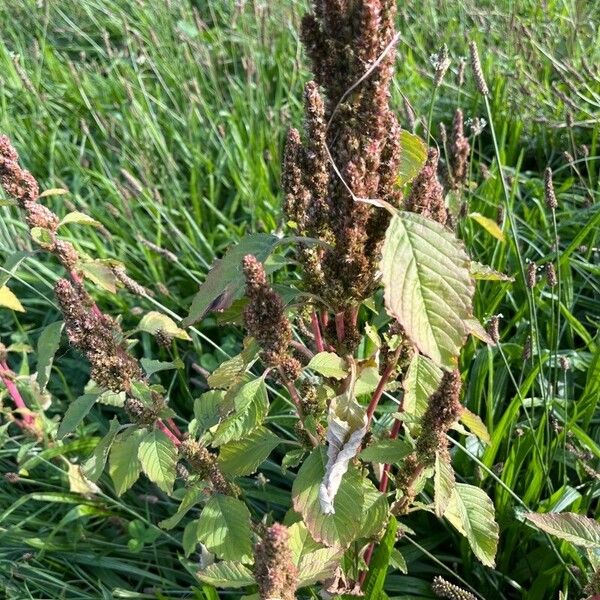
(183, 519, 200, 557)
(57, 394, 98, 439)
(79, 260, 117, 293)
(363, 517, 397, 599)
(36, 321, 64, 390)
(183, 233, 279, 327)
(359, 478, 389, 540)
(444, 483, 499, 567)
(0, 285, 25, 312)
(197, 494, 253, 563)
(197, 561, 255, 588)
(58, 211, 101, 229)
(211, 378, 269, 446)
(524, 512, 600, 548)
(138, 429, 177, 494)
(434, 451, 455, 518)
(138, 311, 191, 341)
(402, 354, 443, 417)
(30, 226, 53, 247)
(109, 428, 145, 495)
(288, 522, 342, 588)
(83, 418, 120, 482)
(381, 212, 474, 369)
(359, 439, 411, 464)
(159, 484, 206, 530)
(398, 131, 428, 186)
(292, 447, 364, 549)
(468, 212, 505, 241)
(218, 427, 280, 476)
(208, 338, 259, 389)
(470, 261, 514, 282)
(191, 390, 225, 436)
(96, 389, 126, 407)
(141, 357, 183, 376)
(306, 352, 348, 379)
(460, 408, 491, 444)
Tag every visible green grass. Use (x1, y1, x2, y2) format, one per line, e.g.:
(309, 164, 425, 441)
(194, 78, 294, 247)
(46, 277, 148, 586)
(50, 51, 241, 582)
(0, 0, 599, 598)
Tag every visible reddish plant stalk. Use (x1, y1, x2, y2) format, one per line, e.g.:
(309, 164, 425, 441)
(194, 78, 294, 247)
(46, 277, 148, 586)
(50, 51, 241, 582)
(311, 311, 325, 353)
(335, 311, 345, 343)
(366, 346, 402, 423)
(158, 419, 181, 446)
(1, 361, 35, 428)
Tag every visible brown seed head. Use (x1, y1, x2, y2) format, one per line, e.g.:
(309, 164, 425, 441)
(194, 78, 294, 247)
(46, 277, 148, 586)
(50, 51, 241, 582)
(254, 523, 298, 600)
(469, 41, 489, 96)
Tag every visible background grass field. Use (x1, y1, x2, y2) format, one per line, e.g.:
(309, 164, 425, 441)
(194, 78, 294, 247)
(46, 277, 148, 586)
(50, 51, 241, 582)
(0, 1, 599, 598)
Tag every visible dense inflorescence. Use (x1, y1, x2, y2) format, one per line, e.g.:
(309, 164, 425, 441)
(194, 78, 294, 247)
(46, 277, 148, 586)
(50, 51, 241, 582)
(282, 0, 402, 310)
(242, 254, 301, 380)
(404, 148, 448, 225)
(447, 108, 470, 190)
(0, 135, 79, 270)
(432, 576, 477, 600)
(54, 279, 142, 392)
(180, 439, 238, 497)
(395, 370, 462, 511)
(254, 523, 298, 600)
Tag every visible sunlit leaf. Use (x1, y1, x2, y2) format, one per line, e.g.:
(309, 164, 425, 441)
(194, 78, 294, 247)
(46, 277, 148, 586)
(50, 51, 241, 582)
(0, 285, 25, 312)
(445, 483, 499, 567)
(197, 494, 253, 563)
(138, 428, 177, 494)
(183, 233, 279, 327)
(468, 212, 505, 241)
(138, 311, 191, 341)
(524, 512, 600, 548)
(381, 212, 474, 369)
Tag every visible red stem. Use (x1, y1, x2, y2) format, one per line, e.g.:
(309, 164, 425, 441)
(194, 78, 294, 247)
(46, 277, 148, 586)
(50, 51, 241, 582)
(311, 311, 325, 353)
(158, 419, 181, 446)
(335, 312, 345, 344)
(1, 361, 35, 428)
(166, 417, 183, 439)
(366, 351, 400, 423)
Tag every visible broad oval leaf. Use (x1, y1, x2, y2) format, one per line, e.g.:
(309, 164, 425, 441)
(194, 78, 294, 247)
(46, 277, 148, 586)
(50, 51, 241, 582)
(197, 561, 255, 588)
(138, 428, 177, 494)
(196, 494, 253, 563)
(288, 522, 342, 588)
(218, 426, 280, 476)
(434, 450, 455, 518)
(444, 483, 499, 567)
(109, 428, 145, 496)
(381, 212, 474, 369)
(306, 352, 348, 380)
(359, 438, 411, 464)
(183, 233, 279, 327)
(402, 353, 443, 417)
(211, 378, 268, 446)
(524, 512, 600, 548)
(292, 447, 364, 549)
